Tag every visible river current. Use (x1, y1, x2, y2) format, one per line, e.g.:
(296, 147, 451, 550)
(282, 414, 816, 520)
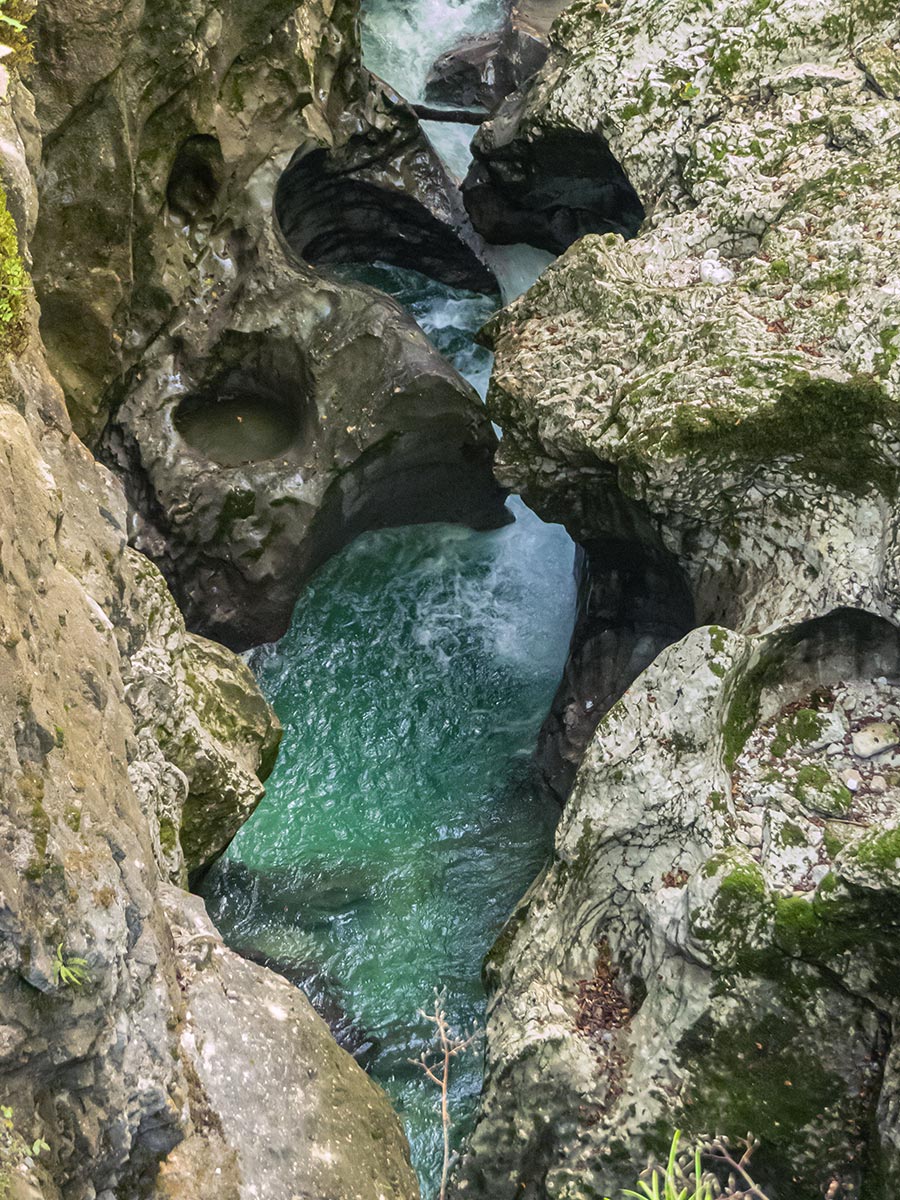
(201, 1, 574, 1193)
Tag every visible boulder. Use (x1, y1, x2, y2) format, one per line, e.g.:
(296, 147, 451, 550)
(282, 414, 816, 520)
(119, 548, 282, 879)
(162, 888, 418, 1200)
(104, 225, 508, 651)
(423, 0, 570, 113)
(456, 612, 900, 1200)
(425, 28, 549, 112)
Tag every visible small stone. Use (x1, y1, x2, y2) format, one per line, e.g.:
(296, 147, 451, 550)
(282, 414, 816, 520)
(852, 722, 900, 759)
(699, 258, 735, 285)
(871, 775, 888, 794)
(841, 770, 862, 792)
(807, 710, 846, 751)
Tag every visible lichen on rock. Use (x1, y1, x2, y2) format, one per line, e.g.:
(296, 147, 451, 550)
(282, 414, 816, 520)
(455, 612, 900, 1199)
(477, 0, 900, 636)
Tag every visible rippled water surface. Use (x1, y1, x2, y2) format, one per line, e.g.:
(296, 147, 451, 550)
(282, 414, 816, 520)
(204, 493, 573, 1191)
(203, 1, 573, 1192)
(201, 268, 575, 1193)
(361, 0, 502, 104)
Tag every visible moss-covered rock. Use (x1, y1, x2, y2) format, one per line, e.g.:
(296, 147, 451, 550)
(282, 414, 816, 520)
(455, 613, 900, 1199)
(0, 180, 27, 355)
(476, 0, 900, 638)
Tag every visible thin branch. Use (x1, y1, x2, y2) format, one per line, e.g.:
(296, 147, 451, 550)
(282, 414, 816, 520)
(408, 988, 480, 1200)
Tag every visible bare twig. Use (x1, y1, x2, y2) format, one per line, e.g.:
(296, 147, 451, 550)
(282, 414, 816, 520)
(702, 1136, 772, 1200)
(408, 988, 479, 1200)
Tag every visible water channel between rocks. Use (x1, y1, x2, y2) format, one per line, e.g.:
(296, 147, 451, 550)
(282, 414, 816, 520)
(201, 1, 576, 1193)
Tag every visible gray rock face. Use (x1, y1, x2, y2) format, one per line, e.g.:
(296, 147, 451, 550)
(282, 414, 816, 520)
(0, 63, 419, 1200)
(163, 888, 418, 1200)
(30, 0, 495, 444)
(105, 227, 507, 650)
(456, 614, 900, 1200)
(29, 0, 508, 651)
(453, 1, 900, 1197)
(119, 548, 282, 878)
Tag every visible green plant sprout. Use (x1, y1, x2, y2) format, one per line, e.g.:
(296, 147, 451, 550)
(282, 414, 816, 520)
(52, 943, 90, 988)
(0, 8, 24, 33)
(607, 1131, 771, 1200)
(1, 1105, 49, 1199)
(0, 1, 34, 66)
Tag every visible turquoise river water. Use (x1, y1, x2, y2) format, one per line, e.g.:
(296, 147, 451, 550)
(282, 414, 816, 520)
(201, 2, 574, 1194)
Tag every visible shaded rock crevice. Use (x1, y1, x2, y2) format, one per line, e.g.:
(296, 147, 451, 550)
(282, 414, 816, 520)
(537, 536, 695, 804)
(276, 79, 498, 292)
(463, 70, 646, 253)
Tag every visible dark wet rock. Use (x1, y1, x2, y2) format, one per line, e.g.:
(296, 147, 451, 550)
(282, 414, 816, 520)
(31, 0, 507, 650)
(424, 28, 548, 112)
(462, 69, 645, 253)
(105, 233, 509, 651)
(537, 537, 694, 803)
(278, 78, 497, 293)
(424, 0, 570, 113)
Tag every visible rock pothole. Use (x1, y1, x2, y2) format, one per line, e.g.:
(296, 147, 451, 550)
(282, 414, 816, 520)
(174, 379, 309, 468)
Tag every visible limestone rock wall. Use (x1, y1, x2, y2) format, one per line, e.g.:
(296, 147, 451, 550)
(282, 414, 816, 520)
(0, 56, 418, 1200)
(456, 615, 900, 1199)
(455, 1, 900, 1197)
(480, 0, 900, 637)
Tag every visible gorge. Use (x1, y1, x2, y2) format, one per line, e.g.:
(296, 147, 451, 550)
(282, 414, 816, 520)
(0, 0, 899, 1199)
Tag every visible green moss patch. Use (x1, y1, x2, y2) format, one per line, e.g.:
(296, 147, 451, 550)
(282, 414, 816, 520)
(849, 827, 900, 876)
(0, 1, 35, 66)
(667, 372, 900, 497)
(0, 181, 27, 357)
(791, 764, 852, 815)
(770, 709, 825, 757)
